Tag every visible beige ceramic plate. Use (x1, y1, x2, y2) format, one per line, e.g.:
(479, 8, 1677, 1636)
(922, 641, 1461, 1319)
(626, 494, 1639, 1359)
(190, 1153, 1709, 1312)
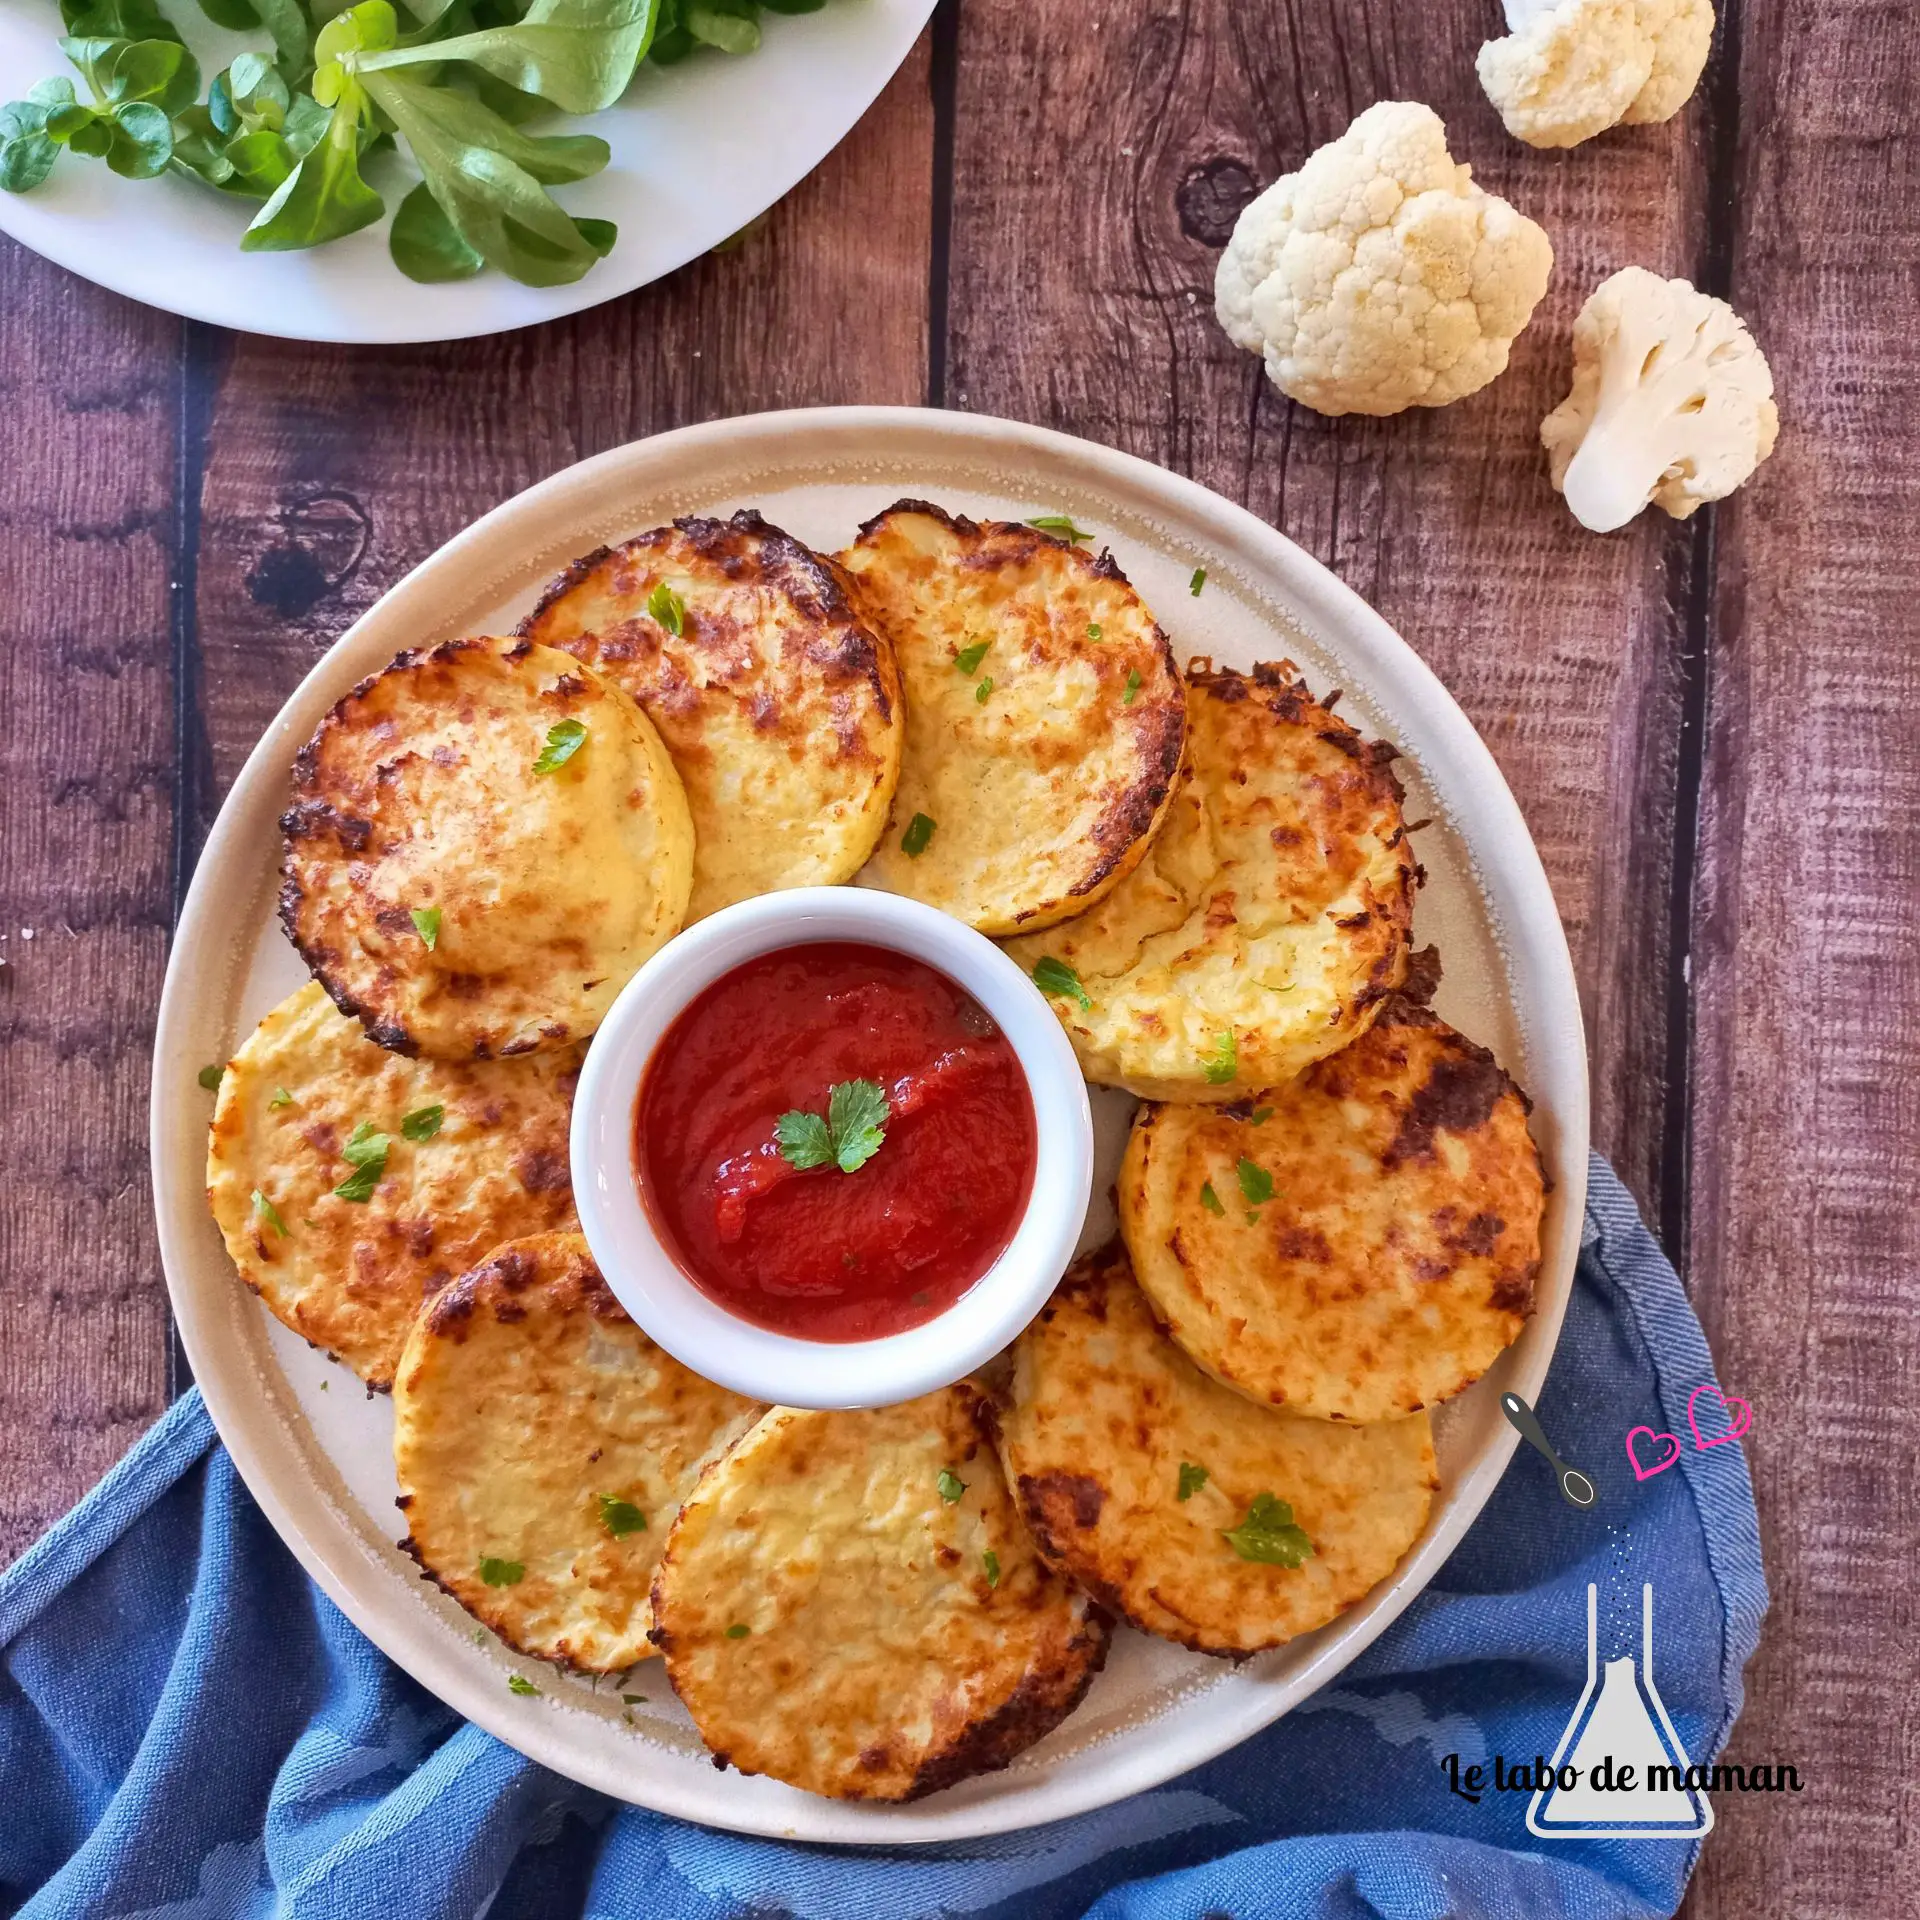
(150, 407, 1588, 1841)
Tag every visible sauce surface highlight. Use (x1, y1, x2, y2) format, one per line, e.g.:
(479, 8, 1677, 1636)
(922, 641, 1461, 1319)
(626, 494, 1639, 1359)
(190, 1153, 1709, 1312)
(636, 941, 1037, 1341)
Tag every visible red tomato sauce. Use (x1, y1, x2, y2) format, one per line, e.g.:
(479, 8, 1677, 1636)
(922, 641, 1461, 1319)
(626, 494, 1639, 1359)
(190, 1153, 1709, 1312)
(635, 942, 1038, 1342)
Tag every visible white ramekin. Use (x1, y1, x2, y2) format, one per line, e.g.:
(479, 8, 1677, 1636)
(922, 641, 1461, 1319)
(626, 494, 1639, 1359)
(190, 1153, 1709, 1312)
(569, 887, 1094, 1409)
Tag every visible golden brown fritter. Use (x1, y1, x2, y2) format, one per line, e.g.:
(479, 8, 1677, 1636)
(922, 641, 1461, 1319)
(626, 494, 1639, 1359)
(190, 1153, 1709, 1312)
(1119, 1002, 1545, 1421)
(838, 501, 1185, 935)
(1006, 660, 1416, 1100)
(518, 511, 903, 922)
(392, 1233, 761, 1671)
(995, 1242, 1437, 1656)
(206, 981, 581, 1389)
(650, 1384, 1110, 1801)
(281, 635, 693, 1060)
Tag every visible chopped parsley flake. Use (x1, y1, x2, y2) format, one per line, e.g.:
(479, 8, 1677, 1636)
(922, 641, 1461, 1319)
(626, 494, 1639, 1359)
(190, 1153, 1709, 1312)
(1177, 1462, 1209, 1502)
(198, 1064, 223, 1091)
(269, 1086, 294, 1109)
(1123, 669, 1142, 705)
(775, 1078, 890, 1175)
(1222, 1493, 1314, 1567)
(1189, 567, 1207, 596)
(507, 1674, 540, 1696)
(479, 1557, 525, 1587)
(1199, 1182, 1225, 1216)
(983, 1549, 1001, 1588)
(597, 1494, 647, 1538)
(1032, 956, 1092, 1010)
(975, 676, 994, 704)
(333, 1121, 390, 1203)
(1203, 1030, 1238, 1085)
(936, 1468, 968, 1504)
(1236, 1158, 1275, 1207)
(410, 905, 441, 949)
(647, 580, 685, 635)
(533, 719, 587, 776)
(1249, 1106, 1274, 1126)
(724, 1623, 751, 1639)
(1086, 621, 1103, 641)
(472, 1627, 487, 1643)
(401, 1104, 444, 1143)
(621, 1692, 646, 1705)
(251, 1189, 289, 1239)
(1028, 514, 1092, 544)
(900, 811, 936, 857)
(955, 639, 990, 675)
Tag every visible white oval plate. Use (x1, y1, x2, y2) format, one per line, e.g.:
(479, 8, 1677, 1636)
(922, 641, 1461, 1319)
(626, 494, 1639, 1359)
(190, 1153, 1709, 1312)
(0, 0, 933, 344)
(151, 406, 1588, 1842)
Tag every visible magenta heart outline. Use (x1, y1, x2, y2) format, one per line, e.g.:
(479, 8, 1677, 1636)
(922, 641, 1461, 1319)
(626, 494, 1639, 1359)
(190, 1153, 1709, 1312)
(1625, 1426, 1682, 1480)
(1687, 1382, 1753, 1450)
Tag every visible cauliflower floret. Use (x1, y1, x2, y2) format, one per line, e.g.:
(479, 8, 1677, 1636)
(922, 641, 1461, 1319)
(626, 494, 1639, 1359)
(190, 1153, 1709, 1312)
(1477, 0, 1714, 149)
(1214, 101, 1554, 418)
(1542, 267, 1778, 532)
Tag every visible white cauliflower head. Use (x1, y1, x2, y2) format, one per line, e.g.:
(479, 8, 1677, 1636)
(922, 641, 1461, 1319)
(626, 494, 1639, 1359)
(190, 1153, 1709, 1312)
(1215, 101, 1555, 418)
(1477, 0, 1714, 149)
(1542, 267, 1778, 532)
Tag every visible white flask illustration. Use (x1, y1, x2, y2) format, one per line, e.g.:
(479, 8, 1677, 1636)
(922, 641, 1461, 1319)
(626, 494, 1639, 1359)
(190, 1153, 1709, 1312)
(1528, 1583, 1713, 1838)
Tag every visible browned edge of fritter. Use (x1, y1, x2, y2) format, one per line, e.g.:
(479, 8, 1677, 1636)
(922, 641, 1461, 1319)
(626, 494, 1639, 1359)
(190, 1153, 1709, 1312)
(515, 506, 899, 729)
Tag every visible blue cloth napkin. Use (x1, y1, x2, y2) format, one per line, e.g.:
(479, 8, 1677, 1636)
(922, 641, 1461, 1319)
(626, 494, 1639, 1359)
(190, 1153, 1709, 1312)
(2, 1154, 1764, 1920)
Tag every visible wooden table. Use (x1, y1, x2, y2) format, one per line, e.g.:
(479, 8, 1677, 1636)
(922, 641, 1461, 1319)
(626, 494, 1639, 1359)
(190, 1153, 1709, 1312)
(2, 0, 1913, 1909)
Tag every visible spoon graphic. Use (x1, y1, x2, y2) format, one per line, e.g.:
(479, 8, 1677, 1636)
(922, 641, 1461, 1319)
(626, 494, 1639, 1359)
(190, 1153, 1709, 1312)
(1500, 1392, 1597, 1509)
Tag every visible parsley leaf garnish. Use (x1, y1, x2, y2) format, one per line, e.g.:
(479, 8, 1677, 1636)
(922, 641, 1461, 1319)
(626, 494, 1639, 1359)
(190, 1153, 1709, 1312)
(402, 1104, 444, 1143)
(937, 1468, 967, 1504)
(724, 1622, 750, 1639)
(1236, 1158, 1274, 1207)
(533, 719, 587, 775)
(1031, 956, 1092, 1011)
(1028, 514, 1092, 544)
(269, 1086, 295, 1109)
(1203, 1031, 1238, 1085)
(775, 1079, 890, 1175)
(507, 1673, 540, 1696)
(597, 1494, 647, 1538)
(198, 1064, 224, 1091)
(479, 1556, 525, 1587)
(1123, 669, 1142, 705)
(333, 1121, 390, 1203)
(410, 905, 441, 949)
(983, 1549, 1001, 1588)
(1222, 1493, 1314, 1567)
(975, 676, 994, 705)
(621, 1692, 646, 1705)
(1177, 1462, 1209, 1501)
(1086, 621, 1102, 641)
(647, 581, 685, 635)
(901, 811, 936, 857)
(1199, 1182, 1225, 1216)
(1189, 567, 1207, 596)
(1249, 1105, 1274, 1126)
(251, 1189, 289, 1239)
(955, 639, 990, 674)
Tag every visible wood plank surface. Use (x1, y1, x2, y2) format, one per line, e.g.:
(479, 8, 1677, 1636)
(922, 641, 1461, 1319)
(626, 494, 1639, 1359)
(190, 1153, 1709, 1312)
(0, 253, 181, 1564)
(1682, 1, 1920, 1910)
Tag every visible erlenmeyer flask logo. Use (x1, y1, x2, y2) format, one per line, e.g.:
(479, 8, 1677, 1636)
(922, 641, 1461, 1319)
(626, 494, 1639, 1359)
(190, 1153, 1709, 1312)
(1527, 1583, 1713, 1839)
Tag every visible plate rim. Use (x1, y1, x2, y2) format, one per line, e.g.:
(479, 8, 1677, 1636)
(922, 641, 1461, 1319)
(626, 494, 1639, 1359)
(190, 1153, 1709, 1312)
(0, 0, 936, 345)
(150, 403, 1590, 1841)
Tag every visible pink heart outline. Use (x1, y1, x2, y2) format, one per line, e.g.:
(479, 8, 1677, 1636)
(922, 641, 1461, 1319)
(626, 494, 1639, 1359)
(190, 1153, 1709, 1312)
(1687, 1382, 1753, 1451)
(1626, 1426, 1683, 1481)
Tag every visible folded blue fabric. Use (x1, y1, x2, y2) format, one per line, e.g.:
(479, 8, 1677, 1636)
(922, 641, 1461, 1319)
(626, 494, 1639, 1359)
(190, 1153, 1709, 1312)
(2, 1154, 1764, 1920)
